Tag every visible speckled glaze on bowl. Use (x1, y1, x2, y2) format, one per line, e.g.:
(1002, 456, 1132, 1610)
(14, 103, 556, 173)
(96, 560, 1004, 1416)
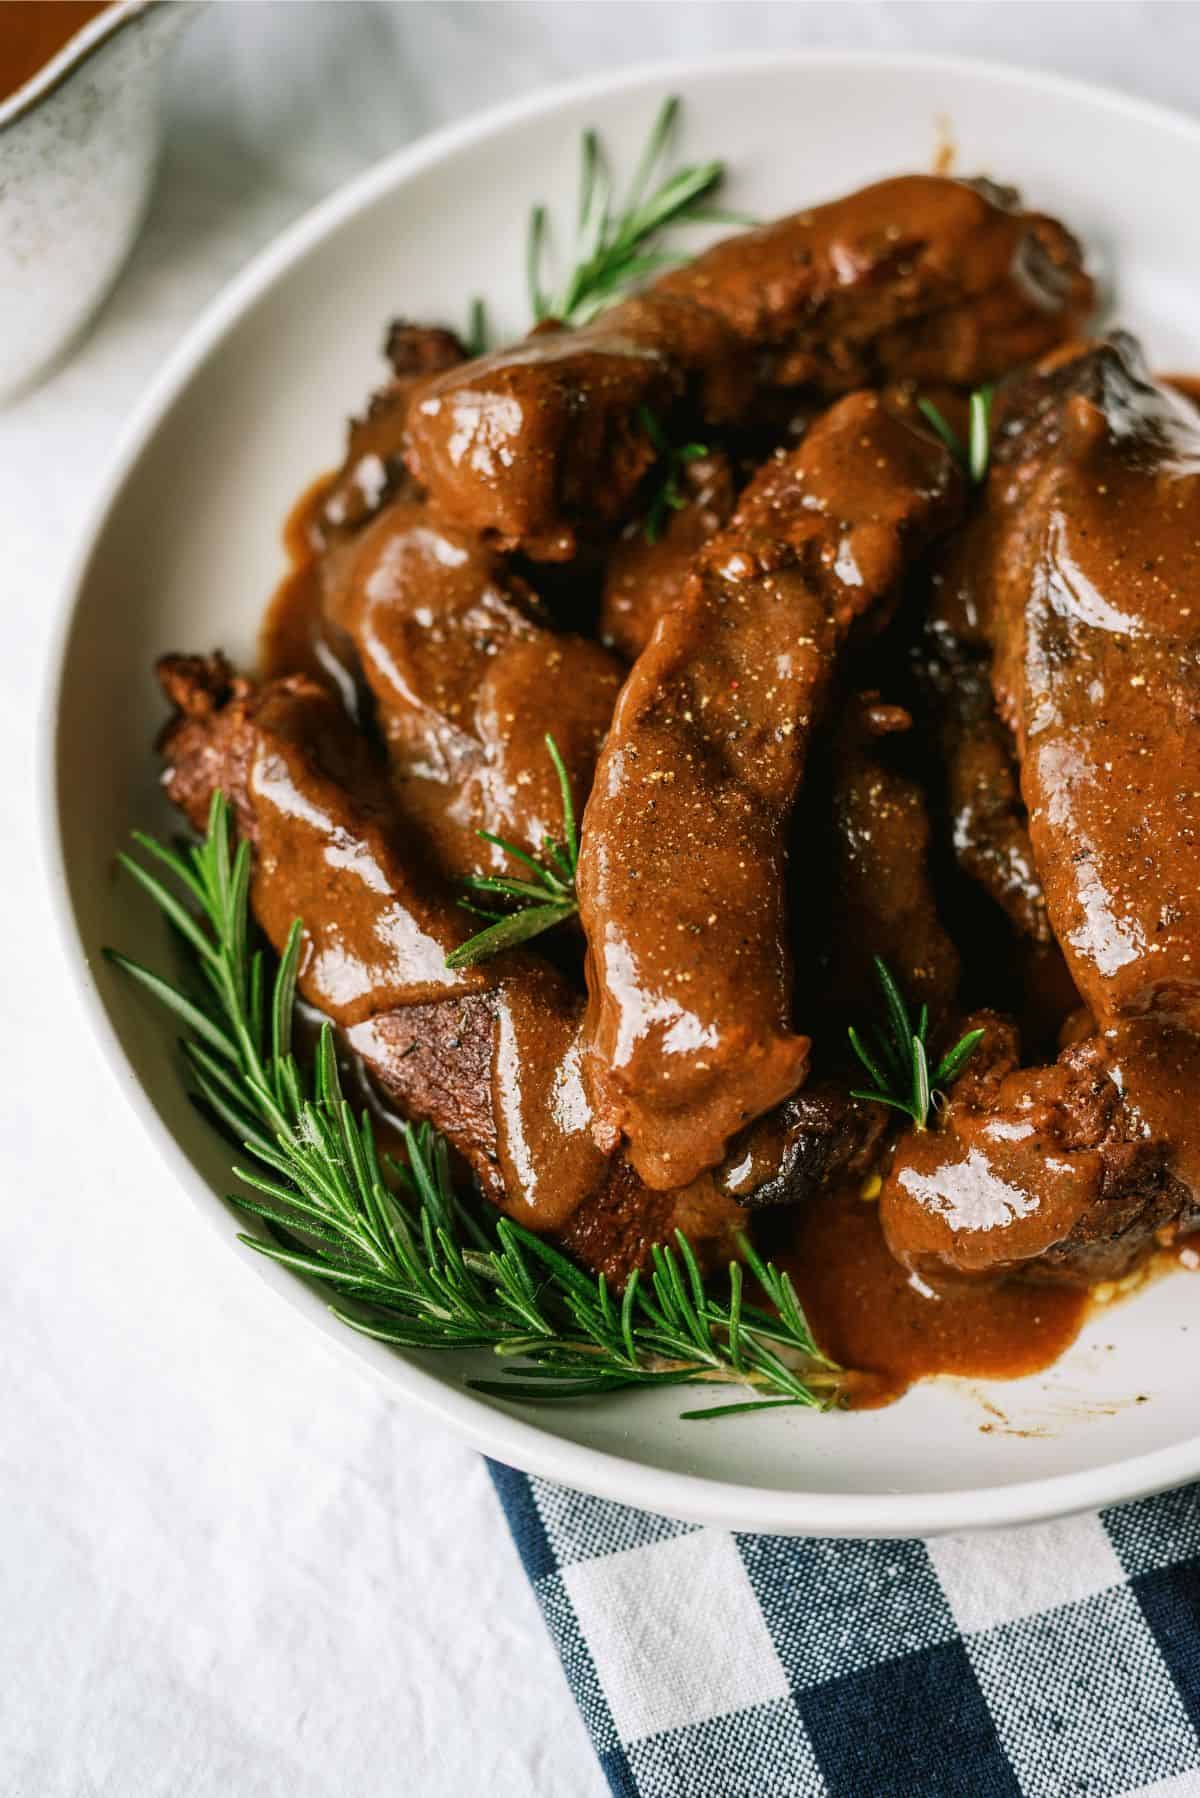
(0, 0, 198, 400)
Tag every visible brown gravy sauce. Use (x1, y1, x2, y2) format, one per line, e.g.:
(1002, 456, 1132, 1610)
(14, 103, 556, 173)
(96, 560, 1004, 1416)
(259, 477, 333, 683)
(262, 413, 1197, 1409)
(1, 2, 112, 103)
(1166, 374, 1200, 408)
(782, 1180, 1089, 1409)
(260, 552, 325, 686)
(260, 474, 369, 724)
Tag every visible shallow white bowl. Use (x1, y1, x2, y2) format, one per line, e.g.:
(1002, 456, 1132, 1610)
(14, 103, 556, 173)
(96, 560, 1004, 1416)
(43, 51, 1200, 1537)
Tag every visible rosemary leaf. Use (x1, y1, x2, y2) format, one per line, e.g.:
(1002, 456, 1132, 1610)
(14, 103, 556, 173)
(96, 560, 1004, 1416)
(933, 1027, 987, 1088)
(528, 95, 731, 328)
(847, 958, 984, 1130)
(912, 1034, 931, 1136)
(639, 405, 709, 544)
(917, 386, 994, 485)
(445, 902, 574, 970)
(444, 734, 581, 969)
(102, 948, 237, 1064)
(679, 1397, 810, 1421)
(916, 396, 962, 461)
(465, 296, 490, 358)
(107, 797, 833, 1423)
(968, 385, 994, 484)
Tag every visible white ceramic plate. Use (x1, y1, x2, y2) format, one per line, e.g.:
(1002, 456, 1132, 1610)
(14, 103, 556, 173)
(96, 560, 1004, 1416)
(43, 51, 1200, 1537)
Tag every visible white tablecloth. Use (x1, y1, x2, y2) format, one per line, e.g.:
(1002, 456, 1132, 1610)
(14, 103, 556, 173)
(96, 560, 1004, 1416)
(5, 6, 1200, 1793)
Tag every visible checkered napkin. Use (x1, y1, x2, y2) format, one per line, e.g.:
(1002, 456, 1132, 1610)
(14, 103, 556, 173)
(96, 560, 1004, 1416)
(488, 1462, 1200, 1797)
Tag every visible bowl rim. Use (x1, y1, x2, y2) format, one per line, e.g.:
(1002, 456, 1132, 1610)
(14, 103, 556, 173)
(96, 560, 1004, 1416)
(40, 45, 1200, 1537)
(0, 0, 170, 131)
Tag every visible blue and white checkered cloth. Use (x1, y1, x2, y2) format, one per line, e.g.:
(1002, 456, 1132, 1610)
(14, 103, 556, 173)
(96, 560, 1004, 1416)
(488, 1462, 1200, 1797)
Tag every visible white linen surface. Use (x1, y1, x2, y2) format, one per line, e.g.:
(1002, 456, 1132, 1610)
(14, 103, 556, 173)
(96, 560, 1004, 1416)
(3, 6, 1199, 1793)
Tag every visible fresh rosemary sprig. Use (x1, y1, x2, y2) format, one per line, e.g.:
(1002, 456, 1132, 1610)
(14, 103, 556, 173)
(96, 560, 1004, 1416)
(464, 295, 490, 358)
(639, 405, 709, 543)
(527, 95, 738, 328)
(848, 958, 985, 1132)
(104, 793, 835, 1421)
(457, 97, 751, 358)
(445, 734, 580, 970)
(917, 385, 994, 484)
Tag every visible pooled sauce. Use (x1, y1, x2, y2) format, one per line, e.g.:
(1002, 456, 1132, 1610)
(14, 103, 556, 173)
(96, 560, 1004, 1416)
(260, 476, 335, 684)
(261, 555, 324, 687)
(783, 1182, 1088, 1408)
(260, 474, 369, 727)
(1, 2, 111, 102)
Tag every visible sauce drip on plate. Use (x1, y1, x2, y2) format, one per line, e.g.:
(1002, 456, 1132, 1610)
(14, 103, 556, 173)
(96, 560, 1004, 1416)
(783, 1181, 1089, 1408)
(1, 3, 112, 103)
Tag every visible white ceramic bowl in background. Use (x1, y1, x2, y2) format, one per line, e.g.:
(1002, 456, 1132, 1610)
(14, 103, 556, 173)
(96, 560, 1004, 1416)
(0, 0, 199, 400)
(42, 52, 1200, 1536)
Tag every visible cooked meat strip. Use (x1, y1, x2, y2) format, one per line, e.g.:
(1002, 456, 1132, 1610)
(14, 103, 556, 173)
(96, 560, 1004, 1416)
(880, 337, 1200, 1282)
(344, 968, 609, 1229)
(348, 995, 499, 1180)
(406, 299, 753, 560)
(556, 1155, 744, 1283)
(406, 175, 1091, 552)
(981, 336, 1200, 1026)
(600, 451, 736, 660)
(721, 689, 957, 1214)
(917, 608, 1051, 944)
(319, 321, 465, 545)
(719, 1085, 884, 1212)
(654, 175, 1090, 389)
(881, 1012, 1200, 1286)
(158, 652, 485, 1019)
(262, 322, 468, 716)
(819, 691, 961, 1021)
(321, 489, 882, 1220)
(273, 318, 625, 885)
(935, 338, 1200, 1035)
(325, 497, 623, 881)
(157, 654, 742, 1280)
(577, 392, 964, 1191)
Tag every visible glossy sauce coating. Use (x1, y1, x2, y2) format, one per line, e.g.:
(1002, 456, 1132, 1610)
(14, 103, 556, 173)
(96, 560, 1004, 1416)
(879, 344, 1200, 1286)
(600, 451, 737, 660)
(578, 392, 962, 1190)
(405, 175, 1090, 553)
(157, 655, 744, 1275)
(260, 476, 366, 721)
(784, 1180, 1088, 1408)
(327, 498, 623, 879)
(407, 301, 751, 556)
(882, 1014, 1200, 1284)
(820, 692, 961, 1021)
(985, 342, 1200, 1026)
(320, 321, 466, 543)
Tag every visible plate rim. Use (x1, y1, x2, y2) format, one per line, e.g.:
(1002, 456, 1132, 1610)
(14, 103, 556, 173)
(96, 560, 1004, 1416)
(39, 44, 1200, 1537)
